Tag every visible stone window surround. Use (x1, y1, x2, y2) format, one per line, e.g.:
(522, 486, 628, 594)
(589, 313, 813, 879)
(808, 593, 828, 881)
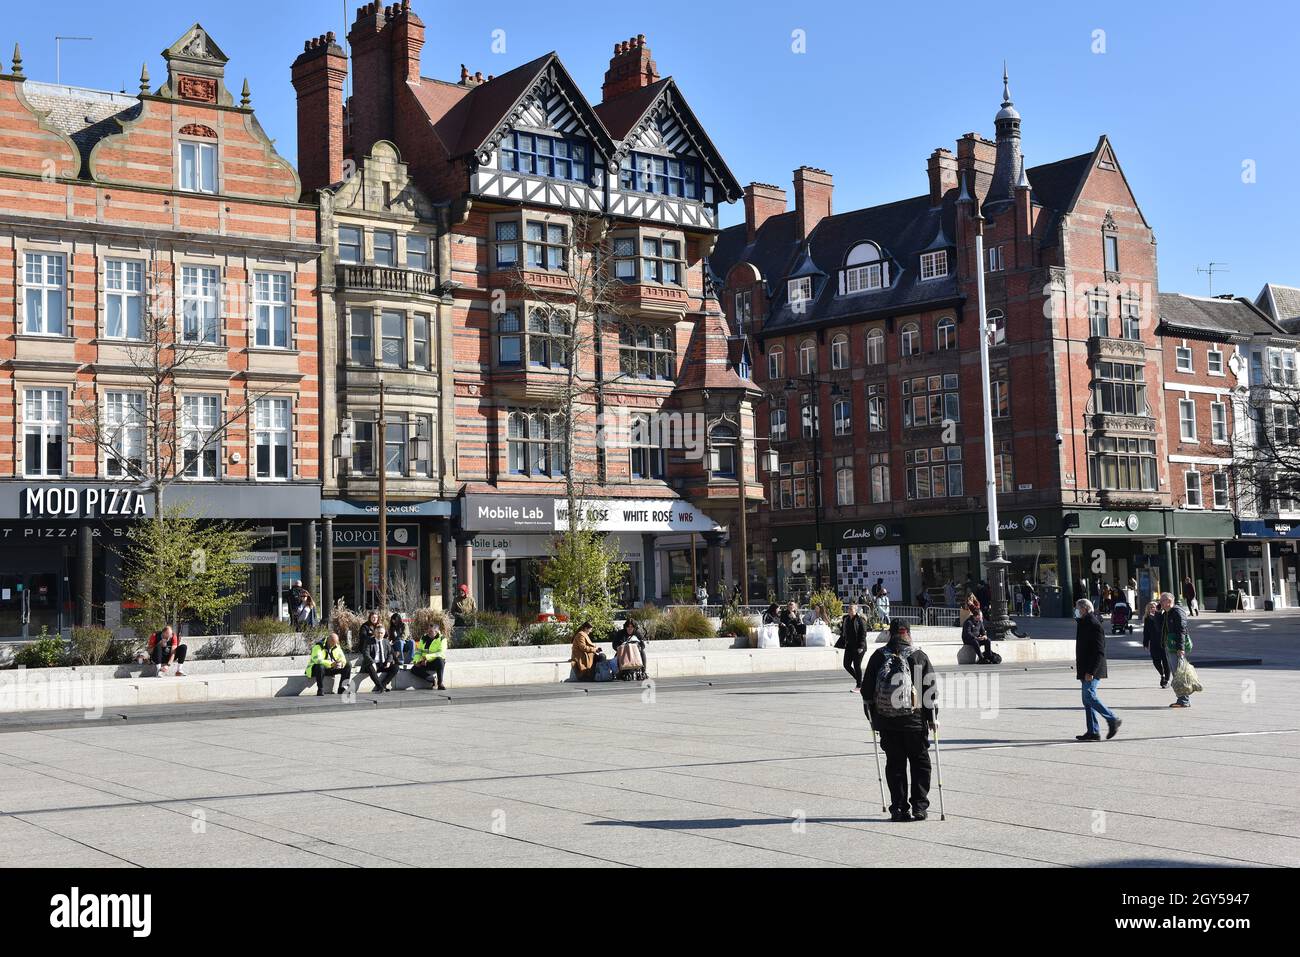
(340, 402, 439, 480)
(177, 133, 220, 195)
(249, 389, 299, 483)
(340, 296, 438, 373)
(610, 224, 687, 288)
(13, 237, 72, 340)
(333, 216, 436, 271)
(13, 374, 72, 479)
(489, 295, 578, 372)
(489, 209, 574, 274)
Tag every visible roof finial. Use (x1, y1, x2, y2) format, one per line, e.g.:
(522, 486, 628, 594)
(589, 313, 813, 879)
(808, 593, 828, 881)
(139, 63, 150, 95)
(957, 171, 973, 204)
(1002, 60, 1012, 108)
(12, 42, 24, 77)
(240, 77, 251, 108)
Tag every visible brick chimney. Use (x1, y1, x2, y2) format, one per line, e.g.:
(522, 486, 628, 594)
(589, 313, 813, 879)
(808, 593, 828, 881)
(926, 148, 958, 207)
(793, 167, 833, 241)
(602, 35, 659, 101)
(347, 2, 395, 161)
(743, 183, 786, 243)
(390, 0, 424, 87)
(956, 133, 996, 206)
(291, 32, 348, 195)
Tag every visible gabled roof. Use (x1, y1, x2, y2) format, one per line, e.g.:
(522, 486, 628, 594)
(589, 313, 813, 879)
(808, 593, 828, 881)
(1256, 283, 1300, 333)
(709, 192, 961, 335)
(595, 78, 742, 200)
(414, 52, 615, 162)
(1157, 292, 1285, 341)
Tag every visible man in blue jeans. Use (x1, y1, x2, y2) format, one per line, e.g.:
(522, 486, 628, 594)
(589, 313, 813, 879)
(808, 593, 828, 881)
(1074, 599, 1121, 741)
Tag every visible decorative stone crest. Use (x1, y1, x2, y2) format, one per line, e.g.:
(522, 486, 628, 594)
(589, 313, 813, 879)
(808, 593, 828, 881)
(177, 76, 217, 103)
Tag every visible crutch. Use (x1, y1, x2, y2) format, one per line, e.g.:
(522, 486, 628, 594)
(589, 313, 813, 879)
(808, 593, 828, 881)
(870, 725, 886, 813)
(931, 721, 946, 821)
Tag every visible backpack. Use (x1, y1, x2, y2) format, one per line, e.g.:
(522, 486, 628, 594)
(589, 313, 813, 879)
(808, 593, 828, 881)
(873, 646, 917, 718)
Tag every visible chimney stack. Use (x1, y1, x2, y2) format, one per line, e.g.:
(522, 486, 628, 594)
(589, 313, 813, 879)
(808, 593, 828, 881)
(390, 0, 424, 87)
(743, 183, 787, 243)
(601, 35, 659, 101)
(291, 32, 348, 196)
(955, 133, 996, 207)
(926, 148, 958, 207)
(347, 2, 393, 161)
(793, 167, 833, 241)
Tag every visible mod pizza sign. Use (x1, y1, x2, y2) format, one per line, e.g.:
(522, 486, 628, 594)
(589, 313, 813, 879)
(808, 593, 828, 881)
(20, 486, 148, 519)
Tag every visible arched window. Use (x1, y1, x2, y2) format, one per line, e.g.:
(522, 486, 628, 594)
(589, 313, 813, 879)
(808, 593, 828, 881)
(936, 316, 956, 351)
(709, 424, 737, 477)
(799, 338, 817, 375)
(768, 345, 784, 381)
(900, 321, 920, 357)
(831, 333, 849, 370)
(842, 242, 888, 294)
(866, 328, 885, 365)
(987, 309, 1006, 346)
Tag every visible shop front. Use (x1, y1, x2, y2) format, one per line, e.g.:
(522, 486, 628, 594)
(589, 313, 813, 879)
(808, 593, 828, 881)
(0, 480, 321, 639)
(459, 494, 721, 618)
(1233, 519, 1300, 609)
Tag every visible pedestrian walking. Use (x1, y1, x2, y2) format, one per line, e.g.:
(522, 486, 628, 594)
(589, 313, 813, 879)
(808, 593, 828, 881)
(838, 602, 869, 691)
(1160, 591, 1193, 707)
(862, 620, 937, 822)
(1141, 599, 1169, 688)
(1182, 576, 1200, 616)
(1073, 599, 1120, 741)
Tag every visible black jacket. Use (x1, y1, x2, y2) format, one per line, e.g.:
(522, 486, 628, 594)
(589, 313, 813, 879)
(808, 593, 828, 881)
(363, 635, 394, 665)
(1142, 612, 1162, 651)
(611, 624, 644, 651)
(840, 613, 868, 650)
(1162, 604, 1190, 652)
(861, 639, 937, 729)
(961, 615, 987, 647)
(1075, 613, 1108, 681)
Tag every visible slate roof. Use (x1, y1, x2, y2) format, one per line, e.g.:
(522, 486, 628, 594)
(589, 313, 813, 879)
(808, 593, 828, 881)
(21, 81, 141, 178)
(708, 146, 1099, 336)
(1256, 283, 1300, 334)
(1157, 292, 1285, 341)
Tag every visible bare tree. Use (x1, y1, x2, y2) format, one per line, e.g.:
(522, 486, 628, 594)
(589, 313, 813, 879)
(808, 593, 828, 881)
(1228, 376, 1300, 515)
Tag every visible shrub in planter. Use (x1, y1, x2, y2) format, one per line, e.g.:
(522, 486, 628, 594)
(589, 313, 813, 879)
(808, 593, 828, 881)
(239, 616, 293, 659)
(68, 626, 114, 666)
(519, 620, 571, 645)
(625, 604, 663, 641)
(107, 636, 145, 665)
(195, 635, 236, 661)
(659, 605, 714, 640)
(331, 600, 364, 649)
(460, 626, 512, 649)
(14, 634, 67, 668)
(808, 589, 844, 625)
(718, 612, 755, 643)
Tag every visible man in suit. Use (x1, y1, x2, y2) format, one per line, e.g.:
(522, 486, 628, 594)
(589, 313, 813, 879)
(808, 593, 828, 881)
(839, 602, 870, 690)
(1074, 599, 1120, 741)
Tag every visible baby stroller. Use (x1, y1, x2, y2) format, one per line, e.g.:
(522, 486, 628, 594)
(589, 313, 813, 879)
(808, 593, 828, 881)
(616, 637, 647, 681)
(1110, 601, 1134, 634)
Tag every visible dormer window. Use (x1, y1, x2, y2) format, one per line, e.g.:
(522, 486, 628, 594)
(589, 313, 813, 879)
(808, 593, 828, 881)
(920, 250, 948, 281)
(840, 242, 887, 294)
(789, 276, 812, 304)
(500, 132, 588, 184)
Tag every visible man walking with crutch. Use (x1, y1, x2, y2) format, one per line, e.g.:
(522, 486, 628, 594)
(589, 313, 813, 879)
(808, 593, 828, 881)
(862, 620, 938, 821)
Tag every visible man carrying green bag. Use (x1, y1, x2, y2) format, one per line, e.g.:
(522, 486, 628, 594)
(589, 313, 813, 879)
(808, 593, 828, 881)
(1159, 592, 1199, 708)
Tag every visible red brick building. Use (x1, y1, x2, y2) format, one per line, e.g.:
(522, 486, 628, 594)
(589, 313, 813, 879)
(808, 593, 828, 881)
(295, 2, 756, 615)
(0, 26, 321, 636)
(711, 73, 1205, 615)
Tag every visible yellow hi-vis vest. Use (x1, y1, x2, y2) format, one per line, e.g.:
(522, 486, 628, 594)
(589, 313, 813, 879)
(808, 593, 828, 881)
(413, 635, 445, 665)
(305, 642, 345, 676)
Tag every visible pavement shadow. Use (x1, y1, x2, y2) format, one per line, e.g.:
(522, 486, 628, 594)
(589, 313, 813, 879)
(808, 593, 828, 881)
(588, 816, 882, 830)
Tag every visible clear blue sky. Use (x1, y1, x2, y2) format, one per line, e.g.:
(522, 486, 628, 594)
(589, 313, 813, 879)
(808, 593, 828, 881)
(10, 0, 1298, 299)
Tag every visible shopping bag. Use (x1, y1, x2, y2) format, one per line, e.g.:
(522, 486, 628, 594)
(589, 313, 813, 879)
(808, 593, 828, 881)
(756, 624, 780, 649)
(594, 657, 618, 682)
(1172, 659, 1203, 698)
(804, 623, 834, 647)
(616, 641, 643, 671)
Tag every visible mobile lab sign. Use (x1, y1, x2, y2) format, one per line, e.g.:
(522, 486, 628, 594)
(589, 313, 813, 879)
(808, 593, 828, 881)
(21, 486, 147, 519)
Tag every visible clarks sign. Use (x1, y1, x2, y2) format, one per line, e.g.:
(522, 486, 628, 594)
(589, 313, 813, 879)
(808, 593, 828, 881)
(21, 486, 147, 519)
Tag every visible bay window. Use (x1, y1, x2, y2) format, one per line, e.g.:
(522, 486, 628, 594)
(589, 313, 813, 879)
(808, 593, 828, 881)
(1094, 361, 1147, 416)
(1088, 435, 1157, 491)
(619, 324, 675, 380)
(525, 221, 567, 271)
(508, 410, 565, 476)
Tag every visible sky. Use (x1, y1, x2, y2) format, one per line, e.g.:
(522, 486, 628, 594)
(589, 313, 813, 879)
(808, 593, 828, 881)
(9, 0, 1299, 300)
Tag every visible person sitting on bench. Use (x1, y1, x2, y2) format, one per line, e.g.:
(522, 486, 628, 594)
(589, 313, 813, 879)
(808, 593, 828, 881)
(306, 632, 352, 696)
(411, 624, 447, 690)
(362, 624, 400, 694)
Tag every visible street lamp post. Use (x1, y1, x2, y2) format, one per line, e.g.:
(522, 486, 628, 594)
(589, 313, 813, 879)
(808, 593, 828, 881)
(377, 375, 387, 615)
(973, 215, 1014, 640)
